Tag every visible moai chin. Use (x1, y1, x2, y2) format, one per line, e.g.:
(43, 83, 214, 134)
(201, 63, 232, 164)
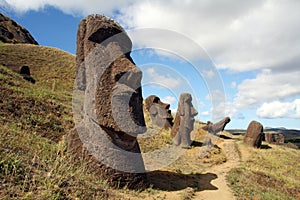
(171, 93, 198, 148)
(145, 95, 173, 129)
(71, 14, 148, 189)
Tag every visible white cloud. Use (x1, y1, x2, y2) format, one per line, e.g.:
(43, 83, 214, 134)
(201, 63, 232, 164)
(211, 102, 236, 120)
(145, 67, 181, 89)
(161, 96, 176, 105)
(230, 81, 237, 89)
(2, 1, 300, 73)
(118, 0, 300, 73)
(257, 99, 300, 118)
(200, 111, 210, 116)
(0, 0, 135, 16)
(205, 90, 226, 103)
(234, 69, 300, 109)
(201, 70, 215, 79)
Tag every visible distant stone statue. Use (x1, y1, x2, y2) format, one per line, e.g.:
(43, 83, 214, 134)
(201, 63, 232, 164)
(171, 93, 198, 148)
(20, 65, 35, 83)
(145, 95, 173, 129)
(69, 14, 148, 189)
(243, 120, 264, 148)
(202, 117, 231, 134)
(265, 132, 284, 145)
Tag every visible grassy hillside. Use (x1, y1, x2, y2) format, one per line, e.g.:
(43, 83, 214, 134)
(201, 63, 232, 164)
(0, 43, 75, 97)
(227, 142, 300, 200)
(1, 43, 299, 199)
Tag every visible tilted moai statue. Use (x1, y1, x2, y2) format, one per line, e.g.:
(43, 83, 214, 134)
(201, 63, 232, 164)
(243, 120, 264, 148)
(70, 14, 148, 189)
(171, 93, 198, 148)
(20, 65, 35, 84)
(202, 117, 231, 134)
(145, 95, 173, 129)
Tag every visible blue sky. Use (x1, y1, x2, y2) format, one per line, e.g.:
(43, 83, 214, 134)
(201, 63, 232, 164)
(1, 0, 300, 129)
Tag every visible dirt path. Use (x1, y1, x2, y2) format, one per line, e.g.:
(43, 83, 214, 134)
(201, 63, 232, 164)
(127, 134, 248, 200)
(194, 139, 241, 200)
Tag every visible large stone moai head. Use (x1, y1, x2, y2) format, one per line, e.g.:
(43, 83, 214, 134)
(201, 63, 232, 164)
(72, 14, 148, 189)
(243, 120, 264, 148)
(171, 93, 198, 148)
(145, 95, 173, 129)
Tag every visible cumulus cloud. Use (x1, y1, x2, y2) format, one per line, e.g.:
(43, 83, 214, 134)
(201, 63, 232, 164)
(161, 96, 176, 105)
(205, 90, 226, 103)
(257, 99, 300, 118)
(230, 81, 237, 89)
(234, 69, 300, 109)
(200, 111, 210, 116)
(145, 68, 181, 89)
(0, 0, 134, 16)
(118, 0, 300, 73)
(201, 70, 215, 79)
(4, 0, 300, 73)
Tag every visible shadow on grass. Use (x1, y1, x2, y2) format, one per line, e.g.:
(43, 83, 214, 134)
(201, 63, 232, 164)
(260, 144, 272, 149)
(148, 171, 218, 191)
(218, 134, 232, 140)
(191, 141, 203, 147)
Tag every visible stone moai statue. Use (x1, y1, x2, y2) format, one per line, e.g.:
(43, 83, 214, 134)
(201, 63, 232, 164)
(145, 95, 173, 129)
(243, 120, 264, 148)
(171, 93, 198, 148)
(20, 65, 35, 83)
(265, 132, 284, 145)
(70, 14, 148, 189)
(202, 117, 231, 134)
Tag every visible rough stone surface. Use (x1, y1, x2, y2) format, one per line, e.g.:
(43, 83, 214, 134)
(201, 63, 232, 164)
(265, 132, 284, 145)
(243, 120, 264, 148)
(171, 93, 198, 148)
(70, 14, 148, 189)
(145, 95, 173, 129)
(202, 117, 231, 134)
(0, 13, 38, 45)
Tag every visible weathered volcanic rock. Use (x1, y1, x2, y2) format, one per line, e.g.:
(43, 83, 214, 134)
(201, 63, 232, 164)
(0, 13, 38, 44)
(171, 93, 198, 148)
(145, 95, 173, 129)
(202, 117, 231, 134)
(70, 14, 148, 189)
(243, 120, 264, 148)
(265, 132, 284, 145)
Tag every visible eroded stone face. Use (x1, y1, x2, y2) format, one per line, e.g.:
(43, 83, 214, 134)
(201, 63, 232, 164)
(265, 132, 284, 145)
(202, 117, 231, 134)
(145, 95, 173, 129)
(171, 93, 198, 148)
(243, 120, 264, 148)
(70, 14, 148, 189)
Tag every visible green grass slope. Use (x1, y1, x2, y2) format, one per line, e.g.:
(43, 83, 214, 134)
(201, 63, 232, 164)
(0, 44, 127, 199)
(0, 43, 75, 97)
(1, 43, 300, 200)
(227, 142, 300, 200)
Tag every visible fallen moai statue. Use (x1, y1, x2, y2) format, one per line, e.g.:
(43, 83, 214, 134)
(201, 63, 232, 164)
(202, 117, 231, 134)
